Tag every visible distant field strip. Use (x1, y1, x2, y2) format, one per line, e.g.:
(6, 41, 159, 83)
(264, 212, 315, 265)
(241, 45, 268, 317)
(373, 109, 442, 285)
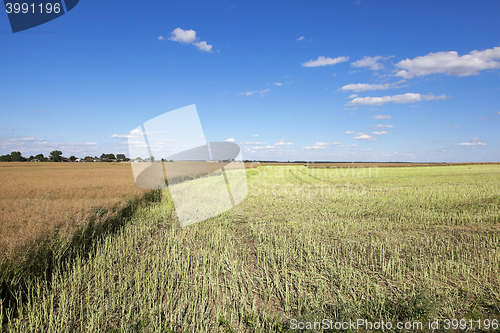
(2, 165, 499, 332)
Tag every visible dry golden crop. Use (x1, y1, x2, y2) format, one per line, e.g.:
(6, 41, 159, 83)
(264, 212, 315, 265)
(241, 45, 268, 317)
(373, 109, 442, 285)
(0, 162, 148, 261)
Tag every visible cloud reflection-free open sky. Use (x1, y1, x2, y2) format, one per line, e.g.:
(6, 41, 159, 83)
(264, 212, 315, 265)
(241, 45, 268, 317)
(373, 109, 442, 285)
(1, 0, 499, 162)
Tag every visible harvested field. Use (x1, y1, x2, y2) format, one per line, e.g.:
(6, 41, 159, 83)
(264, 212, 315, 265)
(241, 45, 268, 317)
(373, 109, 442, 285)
(2, 164, 500, 332)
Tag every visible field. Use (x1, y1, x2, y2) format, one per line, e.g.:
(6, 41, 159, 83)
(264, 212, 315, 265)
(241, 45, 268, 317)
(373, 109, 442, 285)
(1, 164, 500, 332)
(0, 162, 151, 260)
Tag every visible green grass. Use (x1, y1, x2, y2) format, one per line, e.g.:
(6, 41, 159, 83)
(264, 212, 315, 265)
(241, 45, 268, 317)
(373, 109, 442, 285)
(2, 165, 500, 332)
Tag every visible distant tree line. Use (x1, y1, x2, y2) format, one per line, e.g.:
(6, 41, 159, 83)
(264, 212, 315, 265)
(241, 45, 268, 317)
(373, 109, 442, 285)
(0, 150, 130, 162)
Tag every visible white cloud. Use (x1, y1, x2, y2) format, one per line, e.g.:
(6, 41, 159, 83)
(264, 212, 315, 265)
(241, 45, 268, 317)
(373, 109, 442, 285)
(169, 28, 197, 44)
(373, 115, 392, 120)
(329, 142, 357, 148)
(158, 35, 165, 40)
(297, 36, 304, 41)
(353, 133, 378, 141)
(374, 124, 394, 128)
(446, 125, 459, 128)
(239, 142, 264, 145)
(252, 134, 259, 137)
(168, 28, 213, 52)
(274, 139, 293, 146)
(395, 46, 500, 78)
(496, 112, 500, 115)
(225, 138, 235, 142)
(371, 131, 388, 135)
(351, 56, 385, 70)
(302, 142, 329, 150)
(259, 88, 270, 96)
(110, 134, 131, 139)
(340, 83, 394, 92)
(0, 135, 100, 156)
(349, 93, 448, 106)
(421, 94, 449, 101)
(250, 145, 278, 150)
(273, 82, 282, 86)
(125, 141, 148, 149)
(456, 138, 487, 146)
(238, 89, 270, 96)
(302, 56, 349, 68)
(347, 94, 358, 99)
(343, 131, 355, 135)
(238, 91, 257, 96)
(193, 41, 213, 52)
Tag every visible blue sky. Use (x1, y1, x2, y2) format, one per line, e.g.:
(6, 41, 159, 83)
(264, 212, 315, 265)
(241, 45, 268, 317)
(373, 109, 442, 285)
(1, 0, 499, 162)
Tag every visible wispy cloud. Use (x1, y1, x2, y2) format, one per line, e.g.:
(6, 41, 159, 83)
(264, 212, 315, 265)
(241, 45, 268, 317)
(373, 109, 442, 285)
(238, 91, 257, 96)
(273, 82, 282, 86)
(374, 124, 394, 128)
(351, 55, 389, 71)
(110, 134, 132, 139)
(297, 36, 304, 41)
(274, 139, 293, 146)
(158, 35, 165, 40)
(371, 131, 388, 135)
(247, 145, 278, 151)
(343, 131, 355, 135)
(238, 88, 270, 96)
(252, 134, 259, 137)
(302, 56, 349, 68)
(456, 138, 487, 146)
(340, 83, 391, 92)
(446, 125, 459, 128)
(330, 142, 357, 148)
(302, 142, 329, 150)
(225, 138, 235, 142)
(340, 80, 404, 92)
(0, 135, 100, 155)
(395, 46, 500, 78)
(353, 133, 378, 141)
(349, 93, 449, 106)
(373, 115, 392, 120)
(259, 88, 270, 96)
(239, 141, 264, 145)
